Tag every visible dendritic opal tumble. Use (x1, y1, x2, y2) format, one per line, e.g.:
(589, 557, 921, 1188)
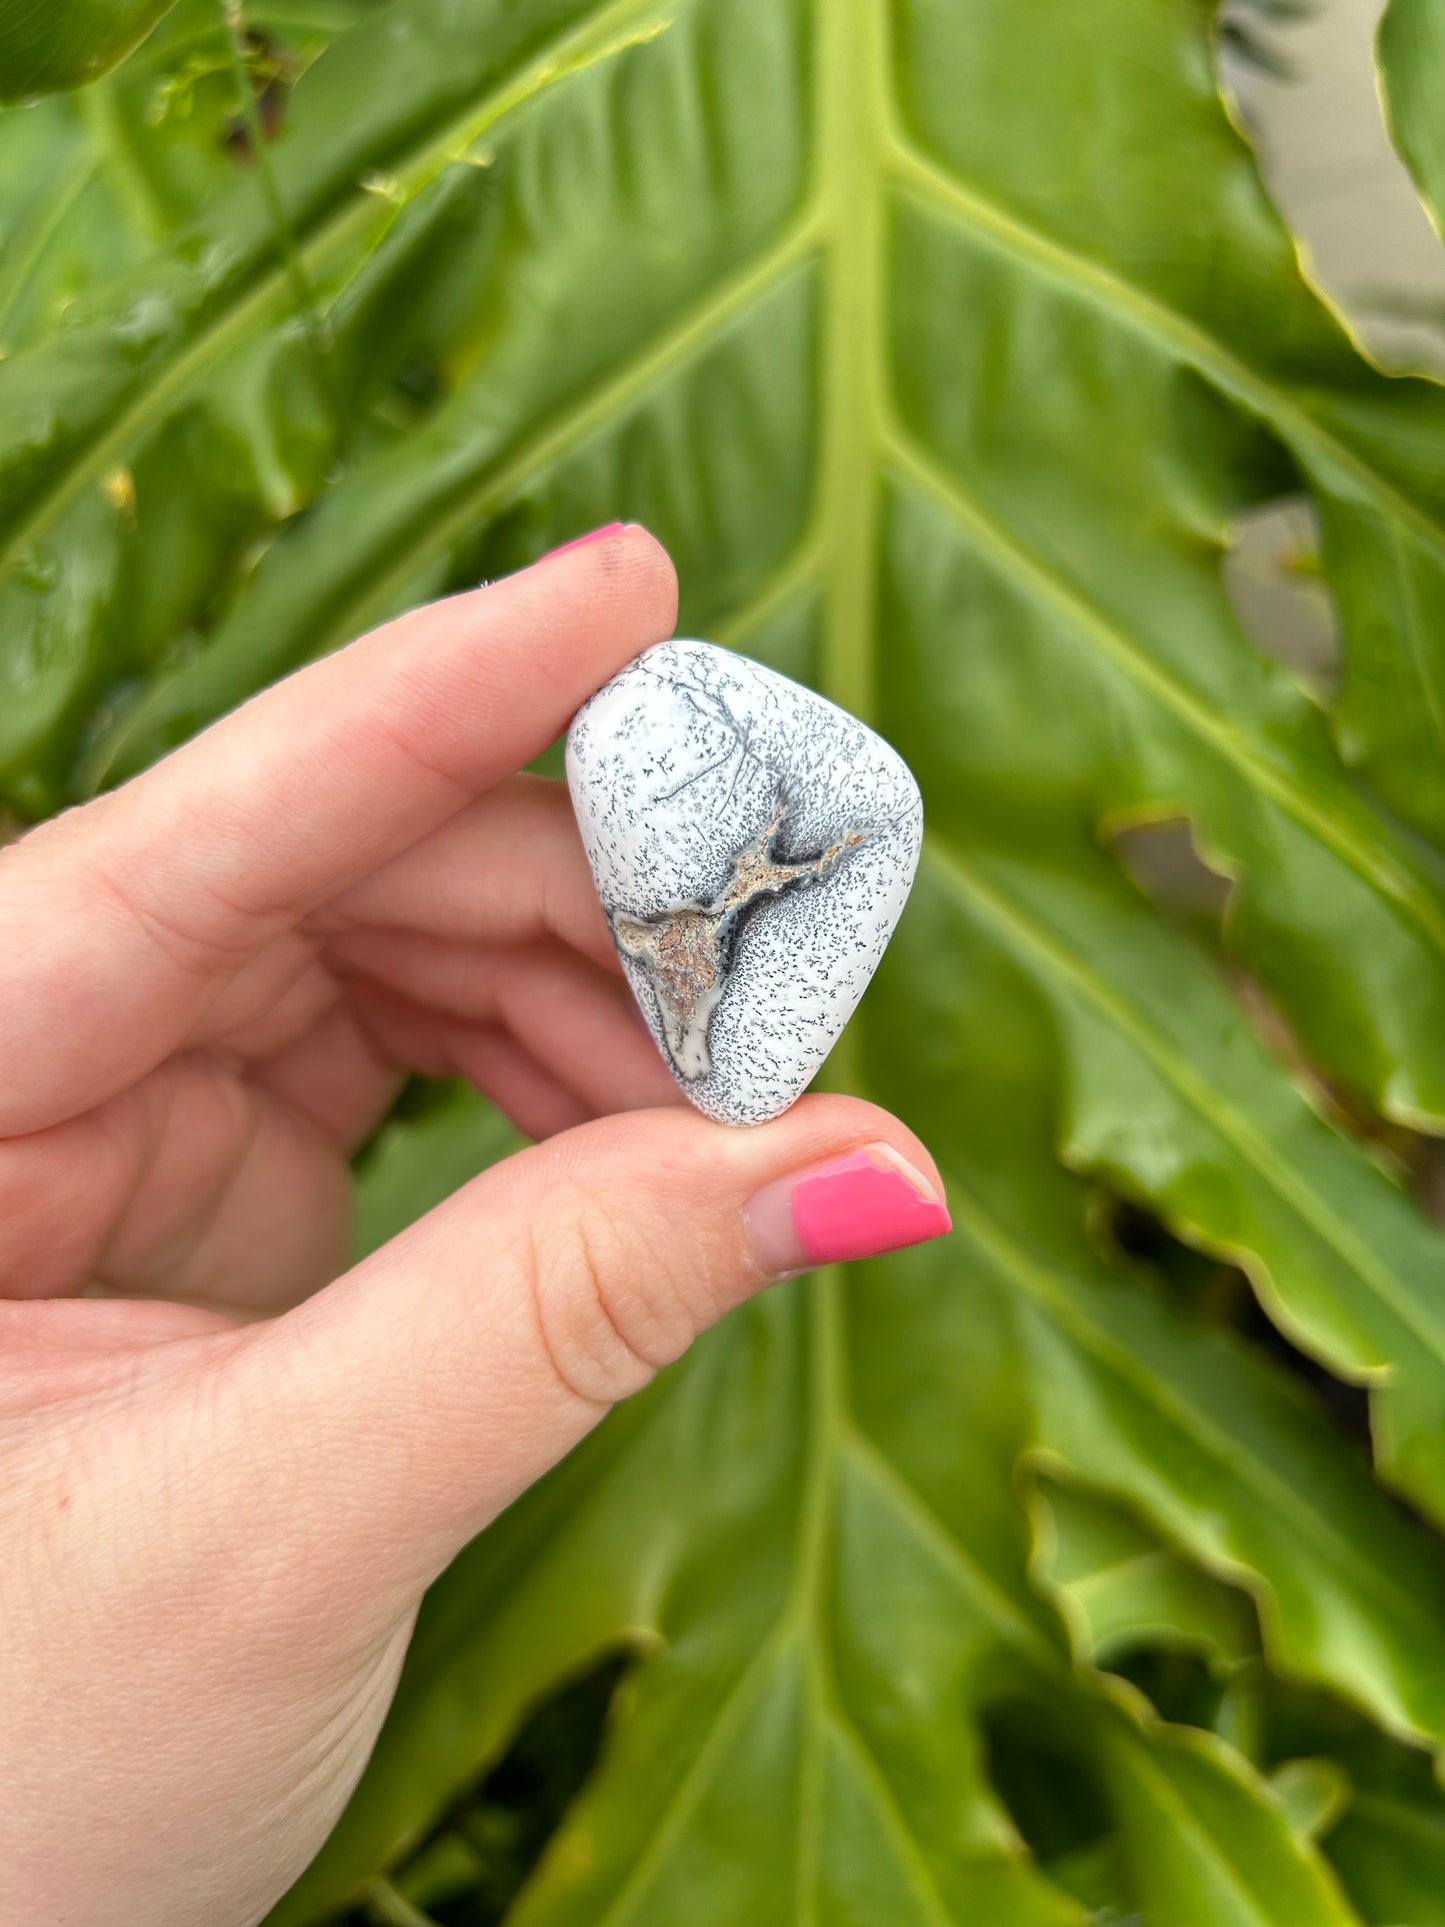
(565, 640, 924, 1126)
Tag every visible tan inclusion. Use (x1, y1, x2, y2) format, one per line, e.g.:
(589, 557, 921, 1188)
(611, 792, 869, 1081)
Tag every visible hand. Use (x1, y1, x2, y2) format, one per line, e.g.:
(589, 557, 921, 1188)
(1, 526, 949, 1927)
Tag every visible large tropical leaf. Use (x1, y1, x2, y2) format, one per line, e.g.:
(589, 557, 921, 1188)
(7, 0, 1445, 1919)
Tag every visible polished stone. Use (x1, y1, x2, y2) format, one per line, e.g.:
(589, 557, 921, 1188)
(566, 640, 923, 1125)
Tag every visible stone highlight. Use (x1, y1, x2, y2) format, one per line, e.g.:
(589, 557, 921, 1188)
(566, 640, 923, 1125)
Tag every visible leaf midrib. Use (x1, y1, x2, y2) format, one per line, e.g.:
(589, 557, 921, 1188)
(795, 0, 889, 1909)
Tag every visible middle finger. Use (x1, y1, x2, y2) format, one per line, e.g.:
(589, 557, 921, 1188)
(314, 775, 616, 969)
(326, 930, 681, 1119)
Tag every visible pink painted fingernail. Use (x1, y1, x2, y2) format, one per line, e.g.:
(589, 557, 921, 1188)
(539, 521, 625, 563)
(744, 1144, 952, 1277)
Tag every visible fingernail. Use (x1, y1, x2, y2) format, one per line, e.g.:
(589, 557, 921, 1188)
(539, 521, 626, 563)
(744, 1144, 952, 1277)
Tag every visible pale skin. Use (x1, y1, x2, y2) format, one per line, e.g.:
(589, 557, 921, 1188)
(0, 527, 942, 1927)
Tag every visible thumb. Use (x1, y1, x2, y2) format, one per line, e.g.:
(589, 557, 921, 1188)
(203, 1094, 950, 1618)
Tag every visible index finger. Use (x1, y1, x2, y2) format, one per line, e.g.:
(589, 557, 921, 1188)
(0, 526, 676, 1136)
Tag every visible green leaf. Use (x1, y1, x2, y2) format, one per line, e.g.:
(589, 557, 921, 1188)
(1328, 1790, 1445, 1925)
(1094, 1701, 1357, 1927)
(900, 841, 1445, 1528)
(902, 1150, 1445, 1758)
(1268, 1759, 1350, 1845)
(1030, 1477, 1262, 1676)
(0, 0, 180, 99)
(1379, 0, 1445, 246)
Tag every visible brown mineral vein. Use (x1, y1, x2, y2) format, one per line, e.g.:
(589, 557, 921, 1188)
(611, 791, 869, 1081)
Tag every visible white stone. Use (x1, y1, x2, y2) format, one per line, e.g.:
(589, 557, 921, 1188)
(565, 639, 923, 1125)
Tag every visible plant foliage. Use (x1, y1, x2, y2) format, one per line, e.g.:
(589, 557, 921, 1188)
(7, 0, 1445, 1920)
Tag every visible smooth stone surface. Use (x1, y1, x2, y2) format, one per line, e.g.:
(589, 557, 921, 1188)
(565, 639, 923, 1125)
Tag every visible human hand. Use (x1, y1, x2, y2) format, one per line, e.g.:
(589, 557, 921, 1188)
(1, 525, 950, 1927)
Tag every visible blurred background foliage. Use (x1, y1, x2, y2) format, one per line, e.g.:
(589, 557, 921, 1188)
(7, 0, 1445, 1920)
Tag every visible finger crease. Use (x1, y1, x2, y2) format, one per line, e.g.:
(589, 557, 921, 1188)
(87, 860, 263, 977)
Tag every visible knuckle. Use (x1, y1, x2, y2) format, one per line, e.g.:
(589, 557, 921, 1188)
(523, 1185, 697, 1408)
